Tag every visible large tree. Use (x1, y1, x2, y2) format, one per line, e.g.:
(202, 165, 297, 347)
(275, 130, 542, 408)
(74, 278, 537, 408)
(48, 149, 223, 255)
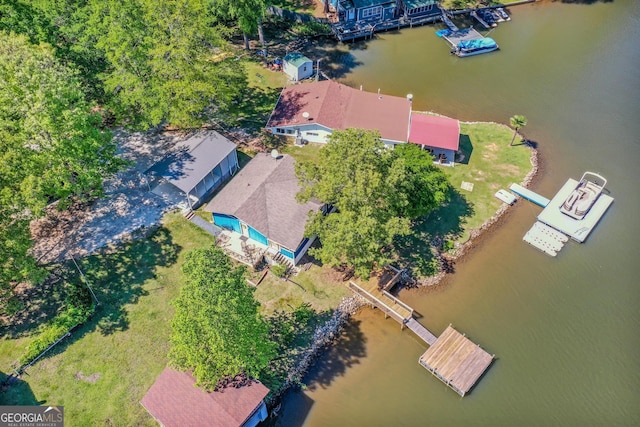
(78, 0, 246, 129)
(297, 129, 450, 277)
(0, 32, 126, 308)
(210, 0, 266, 49)
(169, 246, 276, 390)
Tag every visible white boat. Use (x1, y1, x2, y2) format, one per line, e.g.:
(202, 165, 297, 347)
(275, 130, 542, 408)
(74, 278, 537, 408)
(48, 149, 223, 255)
(453, 37, 499, 57)
(559, 172, 607, 220)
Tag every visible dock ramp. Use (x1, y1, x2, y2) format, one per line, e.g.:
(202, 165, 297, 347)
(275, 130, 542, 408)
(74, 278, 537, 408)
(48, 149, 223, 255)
(510, 183, 550, 207)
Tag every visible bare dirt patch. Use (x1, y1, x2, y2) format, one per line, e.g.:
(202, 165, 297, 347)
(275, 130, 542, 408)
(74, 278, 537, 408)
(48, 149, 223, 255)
(30, 130, 188, 265)
(75, 372, 102, 383)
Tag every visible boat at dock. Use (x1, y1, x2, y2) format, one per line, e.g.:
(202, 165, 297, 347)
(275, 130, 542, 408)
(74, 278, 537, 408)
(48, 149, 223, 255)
(559, 172, 607, 220)
(452, 37, 499, 57)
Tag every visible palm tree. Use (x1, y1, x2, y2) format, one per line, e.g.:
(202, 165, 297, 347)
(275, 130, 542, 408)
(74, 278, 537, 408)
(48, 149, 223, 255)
(509, 115, 527, 146)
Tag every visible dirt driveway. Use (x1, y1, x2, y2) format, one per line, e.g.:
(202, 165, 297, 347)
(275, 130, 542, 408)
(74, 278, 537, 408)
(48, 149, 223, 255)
(30, 130, 185, 265)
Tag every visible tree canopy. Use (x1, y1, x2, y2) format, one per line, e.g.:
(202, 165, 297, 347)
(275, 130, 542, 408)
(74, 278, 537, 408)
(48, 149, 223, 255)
(0, 32, 126, 307)
(2, 0, 251, 129)
(296, 129, 451, 277)
(168, 246, 276, 390)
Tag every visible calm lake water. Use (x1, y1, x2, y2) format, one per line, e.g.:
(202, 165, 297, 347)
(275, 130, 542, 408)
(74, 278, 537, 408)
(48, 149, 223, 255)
(276, 0, 640, 425)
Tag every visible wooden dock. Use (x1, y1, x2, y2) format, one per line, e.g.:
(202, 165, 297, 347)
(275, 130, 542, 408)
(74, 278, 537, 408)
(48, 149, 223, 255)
(349, 278, 494, 396)
(419, 325, 494, 396)
(405, 318, 437, 345)
(348, 280, 413, 324)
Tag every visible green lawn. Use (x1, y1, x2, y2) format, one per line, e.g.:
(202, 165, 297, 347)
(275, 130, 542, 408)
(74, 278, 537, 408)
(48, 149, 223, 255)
(254, 265, 350, 314)
(0, 213, 214, 425)
(395, 121, 533, 276)
(281, 141, 324, 165)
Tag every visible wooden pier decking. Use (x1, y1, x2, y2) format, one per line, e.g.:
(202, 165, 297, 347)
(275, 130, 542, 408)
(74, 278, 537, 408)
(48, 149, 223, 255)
(349, 278, 494, 396)
(405, 318, 437, 345)
(419, 326, 494, 396)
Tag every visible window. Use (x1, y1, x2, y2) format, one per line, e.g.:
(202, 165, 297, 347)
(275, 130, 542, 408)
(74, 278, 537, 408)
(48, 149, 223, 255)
(276, 128, 284, 134)
(306, 132, 318, 136)
(303, 66, 307, 71)
(361, 6, 382, 19)
(286, 129, 295, 135)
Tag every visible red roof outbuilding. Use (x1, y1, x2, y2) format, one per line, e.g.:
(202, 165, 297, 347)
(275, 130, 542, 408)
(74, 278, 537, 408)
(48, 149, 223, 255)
(408, 113, 460, 151)
(141, 368, 269, 427)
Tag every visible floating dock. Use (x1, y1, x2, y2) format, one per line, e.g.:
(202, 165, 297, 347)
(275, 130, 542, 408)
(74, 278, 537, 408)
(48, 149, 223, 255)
(349, 280, 493, 396)
(537, 178, 613, 243)
(509, 183, 550, 207)
(523, 221, 569, 256)
(419, 325, 494, 397)
(438, 27, 485, 50)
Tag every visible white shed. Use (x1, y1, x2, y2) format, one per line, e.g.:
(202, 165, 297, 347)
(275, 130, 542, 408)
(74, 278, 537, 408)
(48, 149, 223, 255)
(283, 52, 313, 81)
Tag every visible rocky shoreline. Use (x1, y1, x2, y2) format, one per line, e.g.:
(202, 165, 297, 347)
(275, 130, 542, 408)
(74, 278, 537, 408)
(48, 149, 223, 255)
(271, 122, 539, 406)
(265, 294, 367, 405)
(418, 120, 539, 287)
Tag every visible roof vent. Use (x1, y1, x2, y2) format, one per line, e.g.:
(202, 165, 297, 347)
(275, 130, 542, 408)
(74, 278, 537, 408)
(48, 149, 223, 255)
(271, 149, 280, 160)
(302, 112, 310, 119)
(407, 93, 413, 102)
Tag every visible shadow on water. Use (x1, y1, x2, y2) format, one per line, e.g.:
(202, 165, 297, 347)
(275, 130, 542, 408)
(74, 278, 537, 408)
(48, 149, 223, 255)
(306, 38, 365, 79)
(264, 319, 366, 427)
(304, 319, 367, 390)
(0, 371, 40, 405)
(263, 390, 314, 427)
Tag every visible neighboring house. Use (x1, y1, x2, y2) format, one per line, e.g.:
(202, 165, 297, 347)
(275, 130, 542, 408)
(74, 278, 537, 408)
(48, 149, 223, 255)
(408, 113, 460, 166)
(333, 0, 397, 23)
(205, 153, 323, 266)
(283, 52, 314, 81)
(401, 0, 439, 18)
(266, 80, 411, 146)
(141, 367, 269, 427)
(147, 131, 239, 209)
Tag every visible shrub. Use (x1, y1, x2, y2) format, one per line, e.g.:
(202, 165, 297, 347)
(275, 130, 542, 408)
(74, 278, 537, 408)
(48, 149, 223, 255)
(271, 264, 288, 278)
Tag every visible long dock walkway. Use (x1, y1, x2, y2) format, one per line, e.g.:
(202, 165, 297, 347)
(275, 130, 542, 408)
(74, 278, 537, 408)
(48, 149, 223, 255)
(349, 278, 494, 396)
(509, 183, 550, 207)
(405, 318, 437, 345)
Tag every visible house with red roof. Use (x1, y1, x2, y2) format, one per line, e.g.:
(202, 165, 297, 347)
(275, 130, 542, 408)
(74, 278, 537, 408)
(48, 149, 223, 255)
(266, 80, 461, 166)
(266, 80, 411, 146)
(141, 368, 269, 427)
(408, 113, 460, 167)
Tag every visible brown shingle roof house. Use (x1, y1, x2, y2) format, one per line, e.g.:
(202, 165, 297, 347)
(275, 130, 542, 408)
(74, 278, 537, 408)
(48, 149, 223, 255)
(141, 368, 269, 427)
(205, 153, 323, 265)
(266, 80, 412, 145)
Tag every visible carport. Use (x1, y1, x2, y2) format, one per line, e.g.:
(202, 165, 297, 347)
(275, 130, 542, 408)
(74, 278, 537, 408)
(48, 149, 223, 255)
(147, 131, 238, 209)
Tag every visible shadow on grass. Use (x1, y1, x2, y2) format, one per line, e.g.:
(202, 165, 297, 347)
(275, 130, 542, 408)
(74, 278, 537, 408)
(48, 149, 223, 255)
(456, 134, 474, 165)
(0, 371, 41, 405)
(394, 189, 474, 277)
(302, 318, 366, 390)
(223, 84, 283, 133)
(0, 275, 67, 339)
(14, 226, 181, 368)
(78, 227, 180, 336)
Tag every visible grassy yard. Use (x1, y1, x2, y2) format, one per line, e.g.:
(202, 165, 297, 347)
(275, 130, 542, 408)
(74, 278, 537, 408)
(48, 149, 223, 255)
(0, 213, 214, 425)
(254, 265, 350, 314)
(395, 121, 533, 276)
